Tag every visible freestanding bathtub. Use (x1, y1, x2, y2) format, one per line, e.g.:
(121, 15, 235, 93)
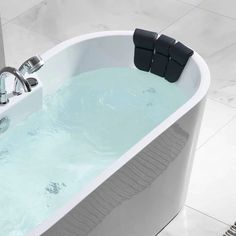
(20, 31, 209, 236)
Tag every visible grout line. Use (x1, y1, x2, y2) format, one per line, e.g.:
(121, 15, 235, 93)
(207, 97, 236, 110)
(205, 41, 236, 58)
(159, 5, 197, 33)
(208, 96, 236, 110)
(185, 205, 231, 226)
(177, 0, 203, 7)
(175, 0, 198, 7)
(197, 115, 236, 150)
(197, 5, 236, 22)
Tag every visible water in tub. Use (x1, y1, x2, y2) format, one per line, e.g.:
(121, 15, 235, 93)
(0, 67, 188, 235)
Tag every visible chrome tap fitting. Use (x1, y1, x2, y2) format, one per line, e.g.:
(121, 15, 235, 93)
(14, 55, 44, 95)
(0, 66, 31, 105)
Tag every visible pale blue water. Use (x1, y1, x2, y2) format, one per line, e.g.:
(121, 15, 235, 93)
(0, 67, 188, 236)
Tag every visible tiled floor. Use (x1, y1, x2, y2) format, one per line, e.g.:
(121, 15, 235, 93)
(0, 0, 236, 235)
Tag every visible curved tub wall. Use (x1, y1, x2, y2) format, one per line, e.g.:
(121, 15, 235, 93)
(30, 31, 210, 236)
(39, 35, 134, 95)
(38, 32, 202, 98)
(39, 102, 205, 236)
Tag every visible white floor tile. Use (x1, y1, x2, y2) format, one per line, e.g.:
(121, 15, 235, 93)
(158, 206, 227, 236)
(205, 43, 236, 108)
(200, 0, 236, 19)
(2, 22, 56, 67)
(163, 8, 236, 57)
(0, 0, 43, 21)
(11, 0, 193, 42)
(187, 117, 236, 224)
(197, 99, 236, 148)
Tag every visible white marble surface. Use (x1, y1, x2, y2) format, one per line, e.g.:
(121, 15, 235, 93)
(11, 0, 194, 42)
(205, 43, 236, 108)
(197, 99, 236, 148)
(0, 0, 43, 22)
(200, 0, 236, 19)
(159, 206, 228, 236)
(187, 117, 236, 225)
(163, 8, 236, 57)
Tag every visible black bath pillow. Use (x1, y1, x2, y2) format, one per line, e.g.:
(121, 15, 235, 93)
(151, 34, 175, 77)
(133, 28, 158, 71)
(133, 28, 194, 82)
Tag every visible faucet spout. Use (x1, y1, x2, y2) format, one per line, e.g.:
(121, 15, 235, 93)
(0, 66, 31, 104)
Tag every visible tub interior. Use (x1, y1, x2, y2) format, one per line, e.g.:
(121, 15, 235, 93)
(40, 35, 201, 97)
(0, 34, 202, 236)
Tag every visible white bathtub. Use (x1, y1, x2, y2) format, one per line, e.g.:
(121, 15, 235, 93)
(28, 31, 210, 236)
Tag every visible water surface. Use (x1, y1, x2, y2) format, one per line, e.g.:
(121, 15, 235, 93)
(0, 67, 188, 236)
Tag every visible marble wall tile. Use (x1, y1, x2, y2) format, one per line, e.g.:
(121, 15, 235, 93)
(0, 0, 43, 21)
(0, 17, 5, 68)
(158, 206, 228, 236)
(187, 117, 236, 225)
(163, 8, 236, 57)
(200, 0, 236, 19)
(197, 99, 236, 148)
(11, 0, 194, 42)
(2, 22, 56, 67)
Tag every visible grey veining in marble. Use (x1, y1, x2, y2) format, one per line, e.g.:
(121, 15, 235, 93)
(163, 8, 236, 57)
(0, 0, 43, 21)
(2, 22, 56, 66)
(158, 206, 228, 236)
(206, 43, 236, 108)
(11, 0, 194, 42)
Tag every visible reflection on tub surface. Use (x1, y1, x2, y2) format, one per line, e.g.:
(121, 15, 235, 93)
(43, 123, 189, 236)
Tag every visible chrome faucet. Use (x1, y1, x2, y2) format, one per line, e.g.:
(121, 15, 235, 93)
(14, 55, 44, 95)
(0, 67, 31, 105)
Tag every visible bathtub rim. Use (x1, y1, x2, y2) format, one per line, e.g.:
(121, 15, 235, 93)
(28, 31, 210, 236)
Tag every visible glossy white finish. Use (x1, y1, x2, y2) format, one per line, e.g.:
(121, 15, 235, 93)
(26, 31, 210, 236)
